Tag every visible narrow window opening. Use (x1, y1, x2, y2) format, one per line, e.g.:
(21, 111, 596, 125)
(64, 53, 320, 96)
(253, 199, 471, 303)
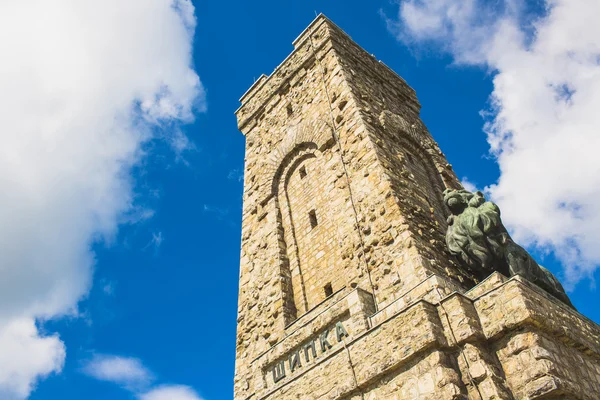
(299, 166, 307, 179)
(338, 100, 348, 110)
(309, 210, 318, 228)
(324, 283, 333, 298)
(286, 104, 293, 116)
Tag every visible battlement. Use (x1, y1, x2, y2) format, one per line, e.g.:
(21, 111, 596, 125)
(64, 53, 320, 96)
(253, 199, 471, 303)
(235, 14, 416, 133)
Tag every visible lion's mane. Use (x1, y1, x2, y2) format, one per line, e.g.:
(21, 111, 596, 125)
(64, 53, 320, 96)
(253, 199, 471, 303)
(444, 189, 508, 276)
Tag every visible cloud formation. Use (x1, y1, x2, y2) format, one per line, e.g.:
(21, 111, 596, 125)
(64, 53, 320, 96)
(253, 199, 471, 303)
(388, 0, 600, 285)
(140, 385, 204, 400)
(0, 0, 203, 397)
(82, 355, 202, 400)
(0, 319, 65, 400)
(82, 355, 152, 391)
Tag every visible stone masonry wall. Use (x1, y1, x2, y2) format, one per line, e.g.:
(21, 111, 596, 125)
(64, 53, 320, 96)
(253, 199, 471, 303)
(234, 18, 370, 397)
(238, 271, 600, 400)
(234, 18, 471, 395)
(321, 23, 479, 308)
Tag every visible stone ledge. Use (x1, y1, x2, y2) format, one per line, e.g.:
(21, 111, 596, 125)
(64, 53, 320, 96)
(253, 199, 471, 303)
(474, 276, 600, 358)
(351, 301, 448, 387)
(370, 273, 465, 327)
(252, 288, 375, 391)
(257, 299, 449, 399)
(256, 287, 373, 363)
(283, 285, 348, 333)
(465, 271, 508, 300)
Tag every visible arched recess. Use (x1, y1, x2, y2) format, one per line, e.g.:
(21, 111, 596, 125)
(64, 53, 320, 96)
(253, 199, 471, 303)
(259, 118, 335, 203)
(379, 110, 450, 226)
(397, 137, 448, 225)
(272, 138, 347, 324)
(263, 118, 342, 326)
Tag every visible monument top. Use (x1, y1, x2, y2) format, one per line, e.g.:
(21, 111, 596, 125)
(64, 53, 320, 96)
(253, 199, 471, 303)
(236, 13, 412, 130)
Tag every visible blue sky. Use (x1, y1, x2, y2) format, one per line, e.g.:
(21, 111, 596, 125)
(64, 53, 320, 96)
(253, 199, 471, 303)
(1, 0, 599, 399)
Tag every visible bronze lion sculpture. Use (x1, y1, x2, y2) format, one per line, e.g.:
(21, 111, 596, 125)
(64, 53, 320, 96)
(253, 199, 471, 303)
(444, 189, 573, 308)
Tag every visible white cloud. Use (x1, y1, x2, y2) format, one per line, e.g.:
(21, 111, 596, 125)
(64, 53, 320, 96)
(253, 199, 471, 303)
(143, 231, 165, 254)
(82, 355, 152, 390)
(0, 0, 203, 397)
(227, 168, 244, 182)
(102, 281, 116, 296)
(0, 319, 65, 400)
(139, 385, 203, 400)
(388, 0, 600, 286)
(460, 177, 478, 193)
(203, 204, 230, 220)
(82, 355, 202, 400)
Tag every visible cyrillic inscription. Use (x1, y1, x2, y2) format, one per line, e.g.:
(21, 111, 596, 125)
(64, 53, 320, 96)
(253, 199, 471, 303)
(289, 350, 302, 373)
(269, 321, 349, 385)
(272, 360, 286, 383)
(304, 340, 317, 362)
(335, 321, 349, 341)
(319, 328, 333, 352)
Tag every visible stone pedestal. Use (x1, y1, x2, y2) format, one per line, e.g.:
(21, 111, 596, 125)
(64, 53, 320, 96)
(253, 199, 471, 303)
(238, 272, 600, 400)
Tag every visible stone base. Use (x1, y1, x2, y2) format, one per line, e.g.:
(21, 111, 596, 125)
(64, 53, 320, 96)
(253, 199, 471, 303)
(240, 273, 600, 400)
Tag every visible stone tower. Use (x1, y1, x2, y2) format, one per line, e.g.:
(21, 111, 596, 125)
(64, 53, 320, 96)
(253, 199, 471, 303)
(234, 15, 600, 400)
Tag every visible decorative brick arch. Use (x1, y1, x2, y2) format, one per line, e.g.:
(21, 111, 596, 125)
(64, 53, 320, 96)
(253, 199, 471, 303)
(261, 118, 336, 201)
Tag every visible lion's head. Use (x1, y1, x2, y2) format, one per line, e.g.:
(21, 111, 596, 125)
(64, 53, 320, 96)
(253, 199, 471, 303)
(443, 189, 506, 276)
(443, 189, 485, 215)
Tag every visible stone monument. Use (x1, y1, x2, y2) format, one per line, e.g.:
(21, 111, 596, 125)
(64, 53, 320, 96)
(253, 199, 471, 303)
(234, 14, 600, 399)
(443, 189, 573, 308)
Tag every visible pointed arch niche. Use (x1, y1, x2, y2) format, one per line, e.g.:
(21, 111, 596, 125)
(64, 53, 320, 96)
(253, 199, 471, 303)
(266, 119, 349, 324)
(379, 110, 451, 227)
(397, 137, 448, 225)
(274, 143, 345, 320)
